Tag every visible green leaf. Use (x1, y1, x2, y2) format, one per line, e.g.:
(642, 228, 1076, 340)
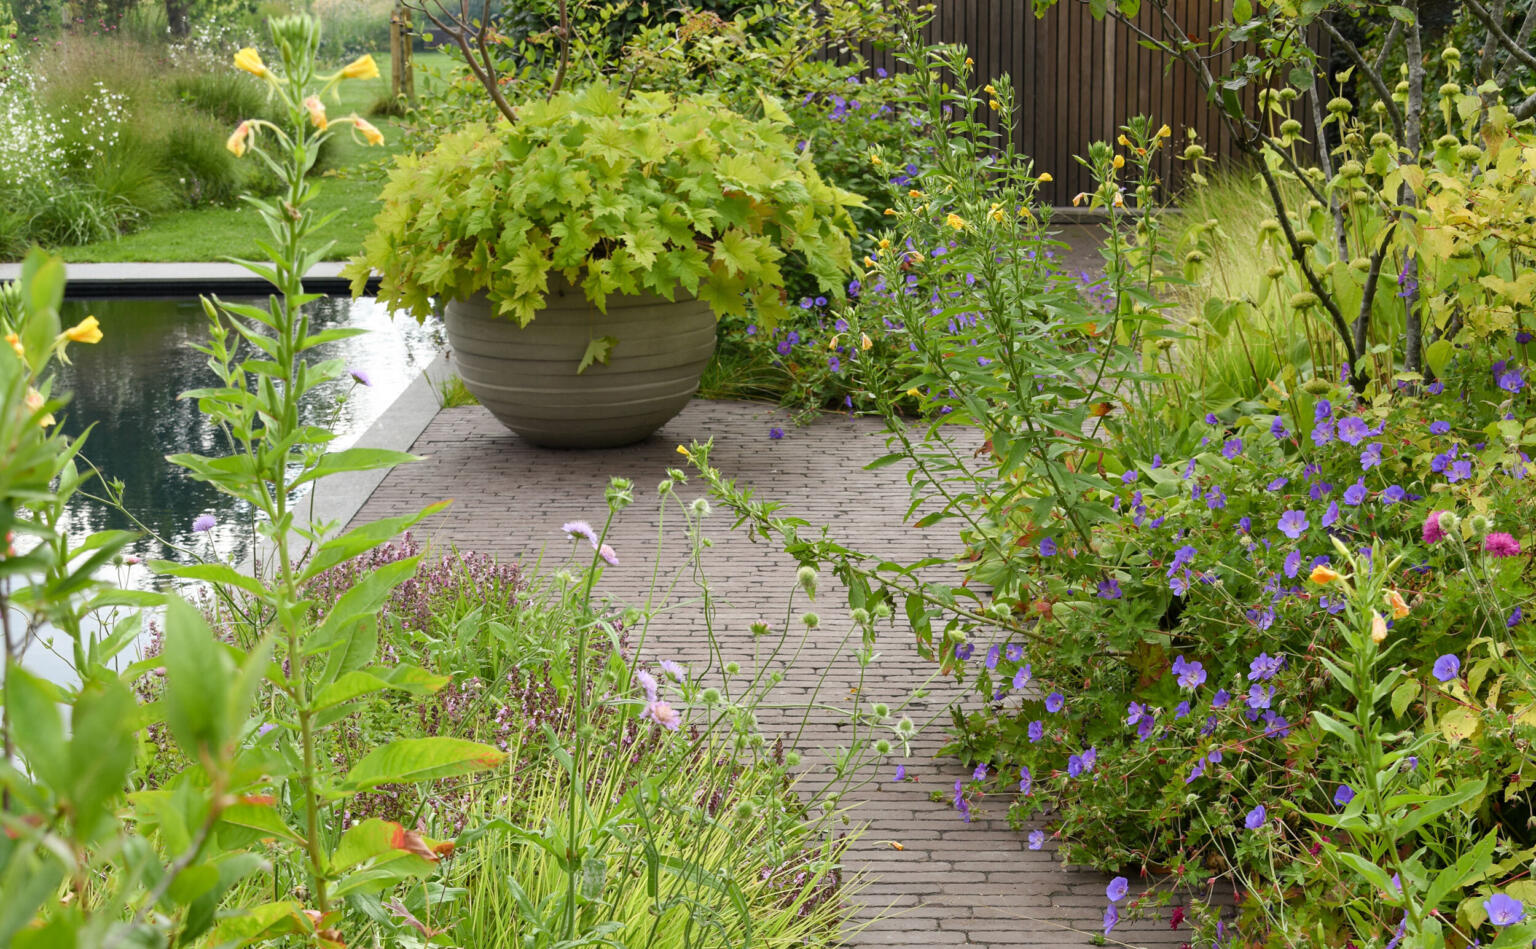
(289, 448, 422, 489)
(298, 501, 449, 583)
(1425, 338, 1454, 379)
(5, 663, 68, 791)
(1232, 0, 1252, 21)
(210, 901, 307, 946)
(577, 335, 619, 375)
(309, 556, 420, 686)
(343, 737, 507, 791)
(150, 560, 268, 597)
(1391, 679, 1419, 718)
(1334, 851, 1396, 893)
(161, 596, 237, 759)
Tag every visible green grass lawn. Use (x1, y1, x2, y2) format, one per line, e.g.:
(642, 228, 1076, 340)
(58, 51, 462, 265)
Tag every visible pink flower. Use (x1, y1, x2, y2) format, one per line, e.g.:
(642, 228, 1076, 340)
(1422, 510, 1448, 544)
(598, 543, 619, 566)
(1486, 532, 1522, 558)
(642, 700, 681, 730)
(561, 520, 598, 546)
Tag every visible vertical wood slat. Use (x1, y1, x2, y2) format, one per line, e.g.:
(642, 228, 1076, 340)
(822, 0, 1265, 205)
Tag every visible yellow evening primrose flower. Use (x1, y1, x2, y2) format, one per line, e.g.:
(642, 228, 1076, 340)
(351, 116, 385, 146)
(883, 208, 896, 216)
(1037, 172, 1052, 183)
(1117, 133, 1130, 147)
(64, 315, 102, 344)
(1370, 611, 1388, 643)
(988, 203, 1005, 222)
(1112, 154, 1125, 169)
(226, 120, 252, 157)
(25, 387, 54, 427)
(1157, 124, 1172, 138)
(304, 95, 328, 130)
(5, 332, 23, 360)
(989, 99, 1000, 110)
(1386, 589, 1410, 619)
(341, 54, 380, 80)
(906, 387, 921, 398)
(676, 445, 691, 458)
(964, 56, 973, 66)
(234, 47, 270, 79)
(945, 212, 966, 230)
(908, 189, 924, 198)
(983, 84, 996, 95)
(870, 153, 882, 166)
(1310, 564, 1340, 584)
(878, 238, 890, 249)
(861, 333, 873, 351)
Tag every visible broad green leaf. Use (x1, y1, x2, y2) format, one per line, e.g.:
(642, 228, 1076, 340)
(161, 596, 237, 759)
(150, 560, 268, 597)
(1391, 679, 1419, 718)
(343, 737, 507, 791)
(298, 501, 449, 583)
(210, 900, 307, 946)
(289, 448, 421, 489)
(1425, 338, 1453, 379)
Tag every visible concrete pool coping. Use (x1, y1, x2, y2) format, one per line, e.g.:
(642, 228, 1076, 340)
(0, 261, 381, 298)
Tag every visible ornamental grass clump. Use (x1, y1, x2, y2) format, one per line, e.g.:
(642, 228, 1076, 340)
(346, 81, 863, 326)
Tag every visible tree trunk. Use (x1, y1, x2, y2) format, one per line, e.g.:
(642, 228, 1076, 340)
(165, 0, 191, 37)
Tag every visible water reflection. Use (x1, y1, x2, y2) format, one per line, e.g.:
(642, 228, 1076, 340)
(51, 295, 443, 577)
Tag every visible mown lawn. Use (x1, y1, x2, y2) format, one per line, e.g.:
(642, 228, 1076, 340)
(58, 51, 462, 264)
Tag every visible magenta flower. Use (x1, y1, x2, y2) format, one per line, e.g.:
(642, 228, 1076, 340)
(1485, 532, 1522, 557)
(1423, 510, 1448, 544)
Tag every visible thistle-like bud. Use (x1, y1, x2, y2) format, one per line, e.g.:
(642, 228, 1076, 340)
(797, 565, 818, 598)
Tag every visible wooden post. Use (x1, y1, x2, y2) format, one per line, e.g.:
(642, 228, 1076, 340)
(390, 0, 416, 105)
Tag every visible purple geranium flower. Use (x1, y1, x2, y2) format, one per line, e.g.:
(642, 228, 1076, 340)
(1028, 720, 1044, 742)
(1337, 416, 1370, 445)
(1277, 510, 1309, 539)
(1432, 654, 1460, 682)
(1039, 536, 1057, 557)
(1485, 893, 1526, 926)
(1222, 437, 1243, 459)
(1045, 692, 1064, 713)
(1107, 876, 1128, 902)
(1244, 804, 1266, 829)
(1343, 480, 1368, 506)
(1028, 829, 1045, 849)
(1333, 784, 1355, 807)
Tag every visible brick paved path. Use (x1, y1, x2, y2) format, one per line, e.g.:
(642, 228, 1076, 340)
(352, 400, 1198, 948)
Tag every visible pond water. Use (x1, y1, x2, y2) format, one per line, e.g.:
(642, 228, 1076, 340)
(51, 294, 443, 571)
(9, 294, 442, 683)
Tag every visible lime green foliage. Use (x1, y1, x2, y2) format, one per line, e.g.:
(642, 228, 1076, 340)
(348, 82, 863, 325)
(431, 372, 480, 408)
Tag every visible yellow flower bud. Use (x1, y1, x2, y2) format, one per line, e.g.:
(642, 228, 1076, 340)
(1158, 124, 1172, 138)
(861, 333, 873, 351)
(351, 115, 385, 146)
(878, 238, 890, 249)
(1309, 565, 1340, 584)
(1370, 611, 1387, 644)
(25, 387, 54, 427)
(64, 315, 102, 344)
(5, 332, 23, 360)
(1112, 154, 1125, 169)
(908, 189, 924, 198)
(883, 208, 896, 216)
(1037, 172, 1052, 183)
(1386, 589, 1410, 619)
(945, 212, 967, 230)
(989, 99, 1000, 110)
(1117, 134, 1130, 147)
(226, 120, 252, 157)
(965, 56, 973, 66)
(304, 95, 328, 130)
(983, 84, 996, 95)
(341, 54, 380, 80)
(234, 47, 270, 79)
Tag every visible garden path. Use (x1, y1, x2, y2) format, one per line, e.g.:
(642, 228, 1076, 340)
(350, 399, 1199, 949)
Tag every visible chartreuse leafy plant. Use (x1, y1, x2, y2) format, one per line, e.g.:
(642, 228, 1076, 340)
(345, 81, 863, 327)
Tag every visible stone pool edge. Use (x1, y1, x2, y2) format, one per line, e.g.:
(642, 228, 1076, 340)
(0, 262, 381, 299)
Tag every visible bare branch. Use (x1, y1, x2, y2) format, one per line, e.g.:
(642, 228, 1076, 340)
(1496, 0, 1536, 84)
(1370, 21, 1402, 75)
(1477, 0, 1507, 79)
(1465, 0, 1536, 79)
(404, 0, 519, 123)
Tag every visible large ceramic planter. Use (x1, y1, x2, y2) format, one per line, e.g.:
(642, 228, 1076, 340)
(443, 277, 716, 449)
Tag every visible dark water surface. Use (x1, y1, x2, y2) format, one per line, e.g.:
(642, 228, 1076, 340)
(51, 295, 444, 573)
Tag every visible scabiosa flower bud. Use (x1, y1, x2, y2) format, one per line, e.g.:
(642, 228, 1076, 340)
(851, 607, 871, 626)
(750, 620, 770, 636)
(700, 687, 722, 705)
(897, 716, 915, 735)
(1468, 514, 1492, 537)
(801, 612, 820, 628)
(724, 661, 740, 675)
(872, 702, 890, 719)
(797, 565, 818, 598)
(785, 751, 801, 766)
(1435, 510, 1459, 538)
(690, 497, 712, 518)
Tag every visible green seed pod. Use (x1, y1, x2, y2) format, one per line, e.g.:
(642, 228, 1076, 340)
(1457, 144, 1483, 163)
(1442, 45, 1461, 63)
(1183, 144, 1206, 161)
(1326, 96, 1352, 114)
(796, 564, 818, 598)
(851, 607, 871, 626)
(1350, 256, 1371, 272)
(1290, 290, 1320, 309)
(1439, 82, 1461, 97)
(1338, 160, 1364, 180)
(1266, 265, 1286, 280)
(1301, 377, 1333, 395)
(1435, 133, 1460, 150)
(785, 750, 801, 766)
(874, 738, 893, 754)
(1259, 218, 1281, 236)
(1344, 131, 1366, 149)
(1185, 250, 1207, 263)
(801, 612, 820, 628)
(1279, 87, 1299, 102)
(701, 686, 722, 704)
(1296, 230, 1318, 247)
(1280, 118, 1304, 136)
(1370, 131, 1394, 148)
